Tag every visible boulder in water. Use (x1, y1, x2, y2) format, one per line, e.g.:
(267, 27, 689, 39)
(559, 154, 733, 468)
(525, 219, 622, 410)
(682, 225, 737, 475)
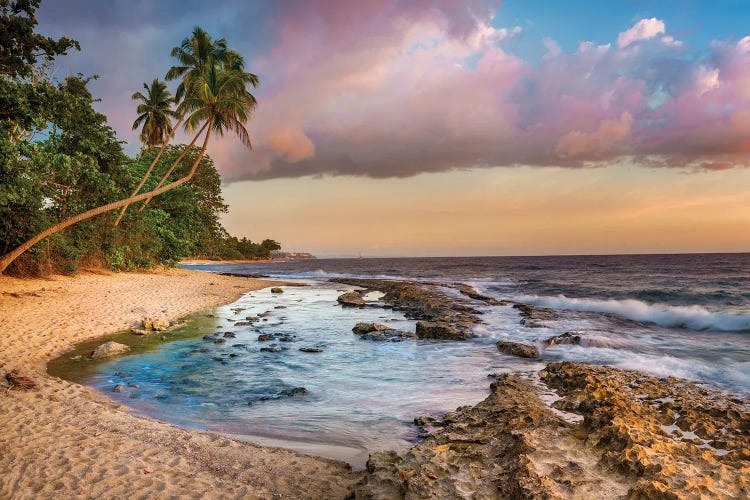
(415, 321, 466, 340)
(496, 340, 539, 359)
(299, 347, 324, 353)
(544, 332, 582, 347)
(280, 387, 307, 397)
(337, 291, 366, 307)
(91, 341, 130, 359)
(271, 287, 284, 294)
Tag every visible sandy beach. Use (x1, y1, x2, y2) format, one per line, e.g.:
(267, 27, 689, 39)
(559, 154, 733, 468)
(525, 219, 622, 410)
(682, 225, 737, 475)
(0, 269, 357, 499)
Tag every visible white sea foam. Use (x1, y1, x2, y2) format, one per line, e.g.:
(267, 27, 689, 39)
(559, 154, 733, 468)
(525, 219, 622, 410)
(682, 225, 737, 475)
(516, 294, 750, 332)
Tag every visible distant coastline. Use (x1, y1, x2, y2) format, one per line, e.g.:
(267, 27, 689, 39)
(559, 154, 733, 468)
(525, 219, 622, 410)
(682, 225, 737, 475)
(181, 251, 315, 265)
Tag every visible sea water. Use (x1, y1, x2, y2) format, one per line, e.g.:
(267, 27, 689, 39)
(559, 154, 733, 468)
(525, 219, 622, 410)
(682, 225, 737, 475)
(62, 254, 750, 467)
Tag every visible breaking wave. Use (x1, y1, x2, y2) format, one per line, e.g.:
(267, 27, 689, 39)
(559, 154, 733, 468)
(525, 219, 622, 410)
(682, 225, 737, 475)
(516, 294, 750, 332)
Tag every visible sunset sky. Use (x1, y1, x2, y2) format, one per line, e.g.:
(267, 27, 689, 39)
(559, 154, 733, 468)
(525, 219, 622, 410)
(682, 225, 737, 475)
(38, 0, 750, 257)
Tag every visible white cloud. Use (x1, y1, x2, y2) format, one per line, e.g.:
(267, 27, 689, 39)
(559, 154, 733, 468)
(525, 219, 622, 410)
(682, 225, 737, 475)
(617, 18, 666, 48)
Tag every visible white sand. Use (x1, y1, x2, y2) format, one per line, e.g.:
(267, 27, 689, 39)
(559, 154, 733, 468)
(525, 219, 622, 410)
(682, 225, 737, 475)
(0, 269, 357, 498)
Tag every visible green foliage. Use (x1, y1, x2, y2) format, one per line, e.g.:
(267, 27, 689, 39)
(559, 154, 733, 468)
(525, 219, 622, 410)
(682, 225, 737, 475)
(0, 9, 276, 275)
(0, 0, 79, 78)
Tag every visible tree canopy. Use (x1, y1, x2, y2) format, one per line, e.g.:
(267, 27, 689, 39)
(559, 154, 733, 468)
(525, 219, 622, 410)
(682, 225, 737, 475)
(0, 1, 278, 275)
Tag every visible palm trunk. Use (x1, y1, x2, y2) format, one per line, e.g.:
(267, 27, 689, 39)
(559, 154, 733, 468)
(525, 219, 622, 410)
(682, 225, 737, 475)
(139, 121, 209, 212)
(113, 112, 187, 226)
(0, 124, 212, 275)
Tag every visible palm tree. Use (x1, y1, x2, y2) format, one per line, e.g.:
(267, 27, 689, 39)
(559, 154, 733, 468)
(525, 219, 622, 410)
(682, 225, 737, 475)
(114, 27, 238, 227)
(132, 78, 178, 148)
(0, 31, 258, 274)
(138, 29, 258, 211)
(112, 79, 178, 227)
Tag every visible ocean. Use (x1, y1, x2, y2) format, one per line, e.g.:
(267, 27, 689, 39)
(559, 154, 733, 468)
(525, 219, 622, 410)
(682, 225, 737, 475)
(58, 253, 750, 468)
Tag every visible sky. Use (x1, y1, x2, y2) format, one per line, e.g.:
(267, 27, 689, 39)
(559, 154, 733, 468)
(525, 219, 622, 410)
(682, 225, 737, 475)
(37, 0, 750, 257)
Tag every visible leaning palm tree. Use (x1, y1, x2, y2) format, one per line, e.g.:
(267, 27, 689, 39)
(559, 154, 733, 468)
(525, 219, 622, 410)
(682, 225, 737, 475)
(138, 33, 258, 212)
(112, 79, 178, 226)
(132, 78, 178, 148)
(0, 36, 258, 274)
(114, 26, 248, 226)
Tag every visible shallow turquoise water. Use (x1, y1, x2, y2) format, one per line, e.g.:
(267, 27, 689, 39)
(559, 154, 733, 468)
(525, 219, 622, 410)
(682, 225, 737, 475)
(78, 281, 534, 467)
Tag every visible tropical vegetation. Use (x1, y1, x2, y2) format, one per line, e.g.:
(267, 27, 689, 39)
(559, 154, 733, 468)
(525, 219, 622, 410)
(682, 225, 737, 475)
(0, 0, 277, 275)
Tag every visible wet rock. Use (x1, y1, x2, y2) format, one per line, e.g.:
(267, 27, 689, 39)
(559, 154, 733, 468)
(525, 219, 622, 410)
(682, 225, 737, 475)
(332, 278, 480, 340)
(228, 353, 238, 358)
(351, 375, 578, 499)
(274, 305, 287, 309)
(223, 332, 236, 338)
(260, 345, 286, 353)
(257, 334, 274, 342)
(231, 343, 247, 349)
(496, 340, 539, 359)
(513, 303, 558, 328)
(91, 341, 131, 359)
(415, 321, 466, 340)
(112, 384, 125, 393)
(271, 287, 284, 294)
(299, 347, 324, 353)
(212, 357, 226, 364)
(280, 387, 307, 397)
(130, 328, 151, 336)
(278, 336, 295, 342)
(544, 331, 582, 347)
(202, 334, 216, 341)
(541, 362, 750, 499)
(234, 321, 254, 326)
(353, 322, 418, 342)
(213, 338, 226, 344)
(337, 291, 366, 307)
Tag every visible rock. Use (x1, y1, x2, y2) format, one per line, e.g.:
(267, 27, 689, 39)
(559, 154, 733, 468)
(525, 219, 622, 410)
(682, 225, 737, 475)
(544, 331, 582, 347)
(213, 338, 226, 344)
(151, 319, 169, 331)
(352, 322, 392, 334)
(415, 321, 468, 340)
(331, 278, 481, 340)
(112, 384, 125, 393)
(513, 303, 558, 328)
(131, 328, 151, 336)
(353, 322, 418, 342)
(299, 347, 324, 353)
(280, 387, 307, 397)
(274, 305, 287, 309)
(231, 343, 247, 348)
(258, 334, 274, 342)
(91, 341, 130, 359)
(271, 287, 284, 293)
(496, 340, 539, 359)
(142, 317, 169, 331)
(337, 291, 366, 307)
(260, 345, 285, 353)
(278, 336, 294, 342)
(350, 374, 568, 499)
(223, 332, 236, 338)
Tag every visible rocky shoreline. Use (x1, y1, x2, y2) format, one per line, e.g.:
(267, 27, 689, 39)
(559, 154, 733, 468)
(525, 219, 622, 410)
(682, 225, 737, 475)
(350, 362, 750, 499)
(331, 277, 750, 499)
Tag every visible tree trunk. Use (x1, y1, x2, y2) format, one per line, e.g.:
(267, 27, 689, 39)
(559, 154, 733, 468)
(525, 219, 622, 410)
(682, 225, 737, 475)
(139, 122, 210, 212)
(0, 125, 212, 275)
(113, 113, 188, 226)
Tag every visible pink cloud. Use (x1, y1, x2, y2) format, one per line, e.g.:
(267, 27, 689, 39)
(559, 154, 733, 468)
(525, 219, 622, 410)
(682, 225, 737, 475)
(617, 18, 666, 48)
(556, 112, 633, 158)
